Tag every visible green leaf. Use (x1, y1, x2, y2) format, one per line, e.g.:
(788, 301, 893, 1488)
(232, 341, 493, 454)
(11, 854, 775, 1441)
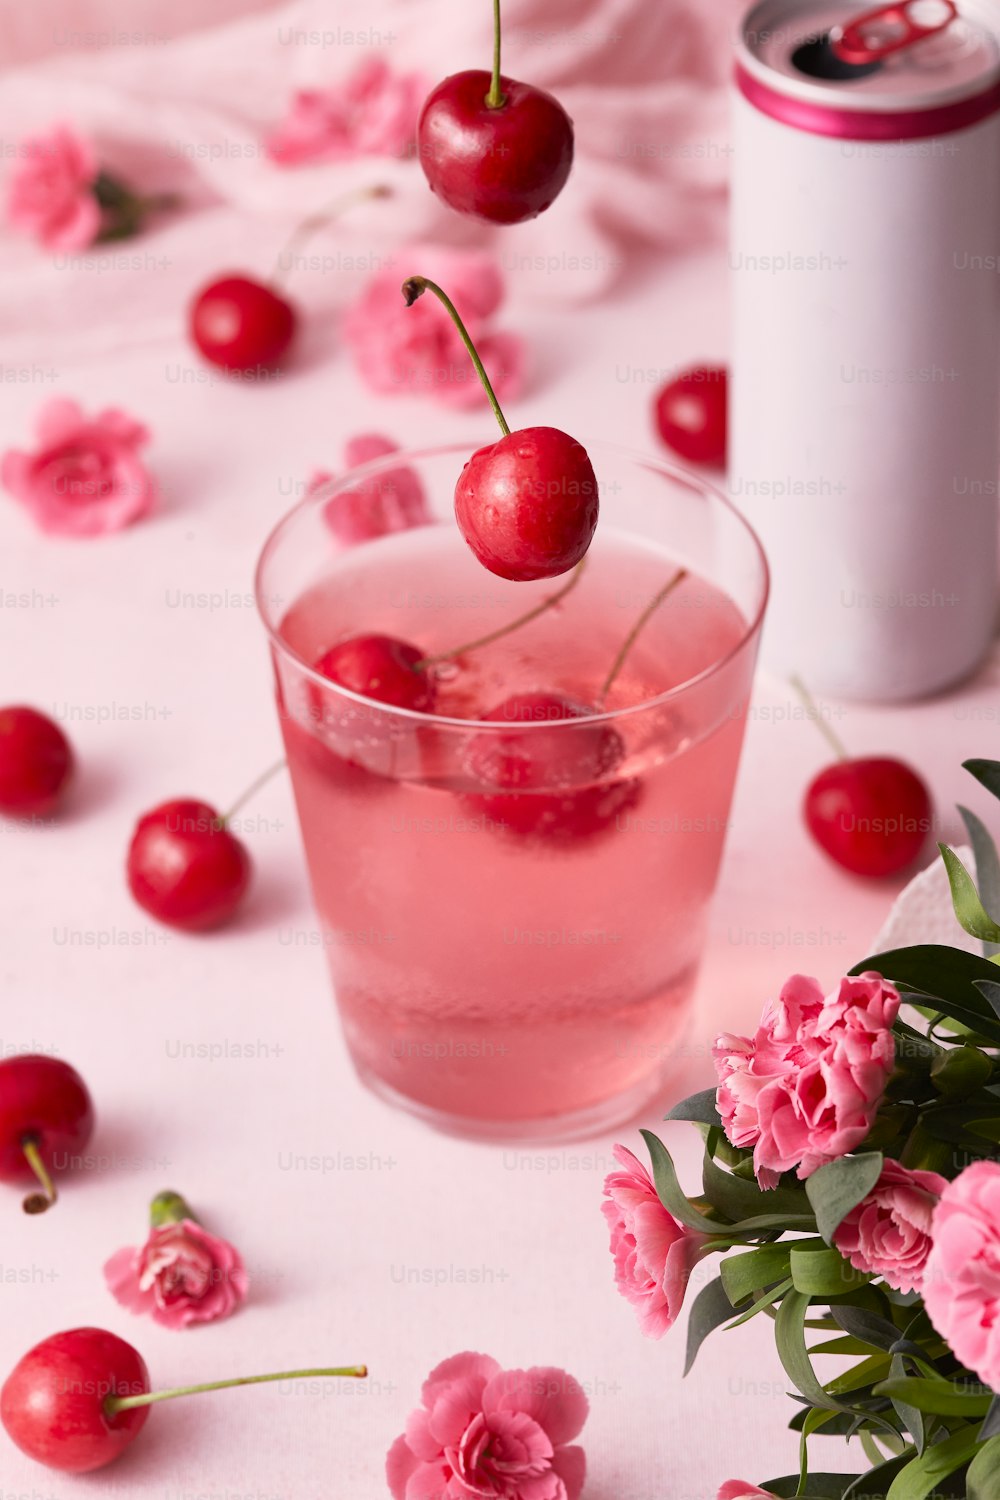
(663, 1087, 721, 1126)
(888, 1352, 925, 1454)
(885, 1426, 982, 1499)
(775, 1288, 844, 1412)
(873, 1377, 993, 1418)
(979, 1395, 1000, 1441)
(965, 759, 1000, 804)
(975, 979, 1000, 1022)
(960, 805, 1000, 959)
(806, 1153, 884, 1244)
(725, 1276, 794, 1328)
(939, 845, 1000, 945)
(842, 1452, 912, 1499)
(720, 1244, 793, 1307)
(968, 1436, 1000, 1500)
(702, 1148, 810, 1223)
(682, 1275, 733, 1376)
(638, 1130, 719, 1233)
(791, 1243, 872, 1298)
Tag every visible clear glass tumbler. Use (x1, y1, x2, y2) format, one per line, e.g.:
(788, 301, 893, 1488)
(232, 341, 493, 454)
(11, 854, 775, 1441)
(256, 443, 768, 1141)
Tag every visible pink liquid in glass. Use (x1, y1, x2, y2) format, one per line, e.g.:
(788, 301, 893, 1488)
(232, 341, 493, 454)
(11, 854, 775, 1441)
(275, 523, 751, 1138)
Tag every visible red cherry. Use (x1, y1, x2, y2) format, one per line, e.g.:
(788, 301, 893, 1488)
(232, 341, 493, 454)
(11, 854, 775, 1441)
(1, 1329, 150, 1473)
(0, 1055, 94, 1214)
(418, 70, 573, 225)
(0, 1329, 367, 1474)
(464, 691, 639, 842)
(654, 366, 728, 466)
(314, 635, 436, 712)
(804, 757, 932, 877)
(0, 706, 73, 817)
(127, 799, 251, 932)
(456, 427, 599, 582)
(189, 275, 296, 373)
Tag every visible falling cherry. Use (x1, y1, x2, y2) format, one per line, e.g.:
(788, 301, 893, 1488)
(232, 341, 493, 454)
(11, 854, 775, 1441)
(0, 1327, 366, 1474)
(402, 275, 599, 582)
(417, 0, 574, 225)
(793, 676, 933, 877)
(0, 1055, 94, 1214)
(189, 185, 390, 374)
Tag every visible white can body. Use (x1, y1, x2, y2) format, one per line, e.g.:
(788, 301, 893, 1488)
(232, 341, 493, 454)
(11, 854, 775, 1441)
(730, 6, 1000, 700)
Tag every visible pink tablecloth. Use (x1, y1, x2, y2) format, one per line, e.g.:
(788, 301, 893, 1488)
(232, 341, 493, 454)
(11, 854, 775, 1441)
(2, 4, 1000, 1497)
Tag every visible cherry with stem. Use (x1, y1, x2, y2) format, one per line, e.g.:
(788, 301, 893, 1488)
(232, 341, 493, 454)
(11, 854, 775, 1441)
(0, 1055, 94, 1216)
(1, 1327, 367, 1474)
(417, 0, 574, 224)
(126, 759, 289, 933)
(402, 275, 599, 583)
(791, 675, 933, 878)
(189, 184, 390, 374)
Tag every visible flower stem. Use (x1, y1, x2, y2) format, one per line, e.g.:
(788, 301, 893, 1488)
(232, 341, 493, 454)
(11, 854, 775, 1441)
(486, 0, 506, 108)
(20, 1137, 56, 1215)
(789, 675, 850, 762)
(598, 568, 688, 704)
(271, 184, 391, 287)
(220, 758, 287, 826)
(417, 558, 587, 669)
(150, 1189, 195, 1228)
(401, 277, 510, 437)
(106, 1366, 368, 1416)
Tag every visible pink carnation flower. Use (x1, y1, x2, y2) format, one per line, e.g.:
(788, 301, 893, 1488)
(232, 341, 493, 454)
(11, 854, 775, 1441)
(343, 246, 524, 411)
(105, 1217, 248, 1330)
(386, 1352, 587, 1500)
(714, 972, 899, 1189)
(718, 1485, 777, 1499)
(266, 57, 425, 166)
(601, 1143, 707, 1339)
(923, 1162, 1000, 1390)
(833, 1159, 946, 1293)
(2, 398, 155, 538)
(311, 434, 434, 545)
(6, 123, 100, 251)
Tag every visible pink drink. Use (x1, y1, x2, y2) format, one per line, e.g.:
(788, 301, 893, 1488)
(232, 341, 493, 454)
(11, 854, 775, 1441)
(271, 507, 757, 1138)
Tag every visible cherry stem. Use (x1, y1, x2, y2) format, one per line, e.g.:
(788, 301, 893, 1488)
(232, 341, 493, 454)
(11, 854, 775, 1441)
(789, 674, 850, 762)
(401, 277, 510, 438)
(106, 1365, 368, 1416)
(219, 757, 287, 826)
(486, 0, 506, 109)
(271, 184, 391, 288)
(417, 558, 588, 669)
(21, 1137, 56, 1216)
(598, 567, 689, 705)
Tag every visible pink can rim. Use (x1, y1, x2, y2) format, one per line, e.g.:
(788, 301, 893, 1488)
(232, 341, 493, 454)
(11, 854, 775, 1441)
(736, 59, 1000, 136)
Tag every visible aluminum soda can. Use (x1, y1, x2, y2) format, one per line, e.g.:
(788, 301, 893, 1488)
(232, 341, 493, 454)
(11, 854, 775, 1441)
(731, 0, 1000, 699)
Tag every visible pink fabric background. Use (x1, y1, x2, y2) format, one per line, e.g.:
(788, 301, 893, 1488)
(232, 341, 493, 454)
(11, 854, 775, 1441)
(2, 2, 999, 1496)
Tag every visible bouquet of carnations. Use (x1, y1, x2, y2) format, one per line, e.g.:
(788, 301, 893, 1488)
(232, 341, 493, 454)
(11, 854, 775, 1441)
(603, 757, 1000, 1500)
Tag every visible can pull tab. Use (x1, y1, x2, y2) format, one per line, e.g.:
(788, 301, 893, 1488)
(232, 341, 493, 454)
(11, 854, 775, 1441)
(830, 0, 958, 65)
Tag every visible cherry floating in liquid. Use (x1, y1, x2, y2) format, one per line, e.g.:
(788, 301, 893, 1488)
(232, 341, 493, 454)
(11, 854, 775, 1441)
(189, 185, 389, 373)
(402, 276, 598, 581)
(417, 0, 573, 225)
(654, 365, 728, 467)
(314, 635, 436, 713)
(0, 1055, 94, 1214)
(0, 706, 73, 817)
(0, 1327, 366, 1474)
(794, 677, 933, 877)
(463, 691, 638, 844)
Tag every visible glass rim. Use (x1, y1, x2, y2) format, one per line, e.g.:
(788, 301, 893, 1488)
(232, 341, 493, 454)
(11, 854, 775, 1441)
(254, 439, 770, 732)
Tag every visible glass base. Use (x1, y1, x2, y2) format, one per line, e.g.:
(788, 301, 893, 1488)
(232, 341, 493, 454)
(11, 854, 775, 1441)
(351, 1042, 691, 1145)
